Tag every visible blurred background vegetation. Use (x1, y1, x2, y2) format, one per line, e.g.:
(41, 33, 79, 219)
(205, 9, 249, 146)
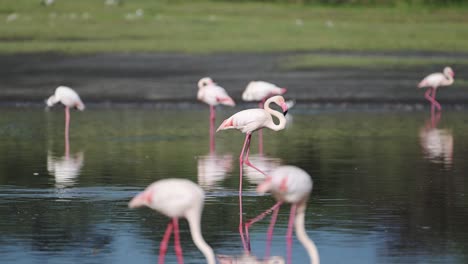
(0, 0, 467, 54)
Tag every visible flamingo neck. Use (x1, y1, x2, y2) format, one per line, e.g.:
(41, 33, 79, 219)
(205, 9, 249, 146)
(263, 98, 287, 131)
(187, 211, 216, 264)
(443, 73, 454, 86)
(295, 201, 320, 264)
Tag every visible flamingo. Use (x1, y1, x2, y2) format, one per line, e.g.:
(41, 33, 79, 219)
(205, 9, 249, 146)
(417, 66, 455, 111)
(46, 86, 85, 144)
(216, 95, 288, 250)
(197, 77, 236, 122)
(246, 165, 319, 264)
(129, 179, 215, 264)
(242, 81, 287, 108)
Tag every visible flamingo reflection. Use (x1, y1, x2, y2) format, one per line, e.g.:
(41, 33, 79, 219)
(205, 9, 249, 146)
(47, 151, 84, 188)
(218, 252, 284, 264)
(197, 153, 233, 189)
(419, 111, 453, 167)
(244, 154, 281, 186)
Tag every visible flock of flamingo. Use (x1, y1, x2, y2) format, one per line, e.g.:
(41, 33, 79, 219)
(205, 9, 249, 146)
(45, 66, 454, 264)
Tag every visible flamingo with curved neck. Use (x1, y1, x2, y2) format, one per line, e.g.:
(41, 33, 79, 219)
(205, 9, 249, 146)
(216, 95, 288, 250)
(417, 66, 455, 111)
(129, 179, 216, 264)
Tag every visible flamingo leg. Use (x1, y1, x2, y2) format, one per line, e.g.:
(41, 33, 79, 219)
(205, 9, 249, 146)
(158, 221, 174, 264)
(244, 146, 268, 177)
(286, 204, 297, 264)
(431, 87, 442, 111)
(209, 116, 215, 153)
(172, 218, 184, 264)
(239, 133, 252, 251)
(265, 203, 281, 259)
(64, 106, 70, 157)
(244, 201, 282, 252)
(209, 105, 216, 122)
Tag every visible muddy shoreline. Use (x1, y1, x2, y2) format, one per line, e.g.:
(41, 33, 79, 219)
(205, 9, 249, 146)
(1, 51, 467, 105)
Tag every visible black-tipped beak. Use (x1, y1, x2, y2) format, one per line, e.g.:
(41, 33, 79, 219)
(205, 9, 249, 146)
(283, 110, 288, 116)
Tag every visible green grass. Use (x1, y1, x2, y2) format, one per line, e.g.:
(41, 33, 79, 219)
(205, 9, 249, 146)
(0, 0, 468, 54)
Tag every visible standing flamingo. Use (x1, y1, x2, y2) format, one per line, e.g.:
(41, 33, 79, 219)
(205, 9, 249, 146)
(128, 179, 215, 264)
(417, 66, 455, 111)
(246, 165, 319, 264)
(216, 95, 288, 250)
(46, 86, 85, 148)
(242, 81, 287, 108)
(197, 77, 236, 122)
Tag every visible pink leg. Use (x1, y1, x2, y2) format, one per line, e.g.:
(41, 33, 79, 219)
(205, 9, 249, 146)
(431, 88, 442, 111)
(265, 203, 280, 258)
(244, 145, 268, 177)
(209, 116, 215, 153)
(158, 221, 174, 264)
(173, 218, 184, 264)
(239, 133, 252, 251)
(64, 107, 70, 158)
(286, 204, 297, 264)
(209, 105, 215, 122)
(244, 201, 283, 252)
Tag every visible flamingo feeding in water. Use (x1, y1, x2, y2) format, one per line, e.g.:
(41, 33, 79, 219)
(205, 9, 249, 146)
(246, 165, 320, 264)
(197, 77, 236, 122)
(417, 66, 455, 111)
(216, 95, 288, 250)
(128, 179, 215, 264)
(46, 86, 85, 141)
(242, 81, 287, 108)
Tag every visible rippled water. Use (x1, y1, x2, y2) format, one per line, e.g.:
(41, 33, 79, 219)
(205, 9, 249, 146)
(1, 105, 468, 264)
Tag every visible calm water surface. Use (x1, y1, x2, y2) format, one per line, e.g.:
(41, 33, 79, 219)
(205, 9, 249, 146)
(1, 105, 468, 264)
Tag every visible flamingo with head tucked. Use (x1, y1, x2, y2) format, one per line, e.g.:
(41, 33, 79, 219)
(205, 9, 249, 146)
(216, 95, 288, 250)
(248, 165, 319, 264)
(242, 81, 287, 108)
(46, 86, 85, 143)
(129, 179, 215, 264)
(417, 66, 455, 111)
(197, 77, 236, 122)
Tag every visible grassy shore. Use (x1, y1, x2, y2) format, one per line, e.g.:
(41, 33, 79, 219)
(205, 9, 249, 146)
(1, 0, 467, 58)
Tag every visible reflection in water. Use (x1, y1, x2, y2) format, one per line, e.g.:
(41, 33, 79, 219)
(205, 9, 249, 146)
(47, 151, 84, 188)
(419, 112, 453, 167)
(244, 154, 282, 185)
(218, 252, 285, 264)
(197, 153, 233, 188)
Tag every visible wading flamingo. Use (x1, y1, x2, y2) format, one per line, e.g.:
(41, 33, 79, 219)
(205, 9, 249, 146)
(417, 66, 455, 111)
(197, 77, 236, 122)
(46, 86, 85, 144)
(128, 179, 215, 264)
(242, 81, 287, 108)
(245, 165, 319, 264)
(216, 95, 288, 250)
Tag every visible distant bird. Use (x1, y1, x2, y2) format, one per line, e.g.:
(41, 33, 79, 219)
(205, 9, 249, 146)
(197, 77, 236, 122)
(242, 81, 287, 108)
(129, 179, 215, 264)
(216, 95, 288, 250)
(252, 165, 320, 264)
(417, 66, 455, 111)
(46, 86, 85, 140)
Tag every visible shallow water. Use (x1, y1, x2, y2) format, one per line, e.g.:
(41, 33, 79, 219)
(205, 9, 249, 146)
(1, 105, 468, 264)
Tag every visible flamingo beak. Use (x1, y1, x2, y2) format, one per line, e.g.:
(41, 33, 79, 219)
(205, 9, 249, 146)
(128, 191, 152, 208)
(281, 102, 288, 116)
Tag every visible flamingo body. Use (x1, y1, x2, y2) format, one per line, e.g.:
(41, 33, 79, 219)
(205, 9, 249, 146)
(217, 95, 288, 134)
(197, 77, 235, 107)
(257, 165, 312, 203)
(242, 81, 287, 102)
(46, 86, 85, 110)
(418, 67, 454, 89)
(129, 179, 215, 264)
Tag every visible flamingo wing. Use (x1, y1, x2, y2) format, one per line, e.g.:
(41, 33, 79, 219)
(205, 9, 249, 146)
(418, 73, 445, 88)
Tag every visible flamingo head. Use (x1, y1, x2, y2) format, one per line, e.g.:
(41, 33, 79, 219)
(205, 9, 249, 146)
(198, 77, 215, 89)
(444, 66, 455, 78)
(270, 95, 288, 116)
(128, 190, 153, 208)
